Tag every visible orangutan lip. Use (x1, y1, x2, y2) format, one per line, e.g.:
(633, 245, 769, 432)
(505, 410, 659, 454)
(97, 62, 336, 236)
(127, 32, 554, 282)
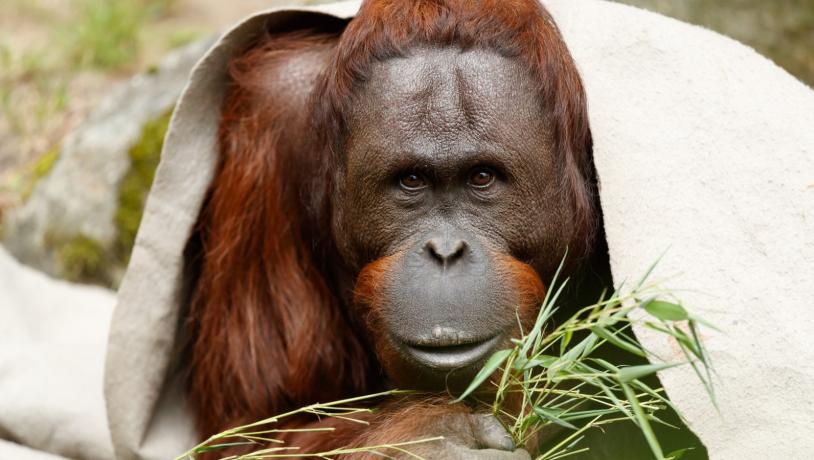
(401, 334, 502, 371)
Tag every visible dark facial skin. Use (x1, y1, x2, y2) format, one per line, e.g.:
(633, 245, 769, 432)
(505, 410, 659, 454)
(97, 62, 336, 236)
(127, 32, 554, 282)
(332, 46, 575, 389)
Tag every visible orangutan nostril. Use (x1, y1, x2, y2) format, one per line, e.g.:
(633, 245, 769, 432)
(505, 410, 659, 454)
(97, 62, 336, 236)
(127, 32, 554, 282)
(425, 238, 467, 267)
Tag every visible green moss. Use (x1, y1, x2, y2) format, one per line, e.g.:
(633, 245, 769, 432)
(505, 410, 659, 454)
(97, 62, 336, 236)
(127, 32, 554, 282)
(33, 145, 59, 177)
(114, 107, 172, 264)
(20, 144, 60, 202)
(54, 233, 109, 284)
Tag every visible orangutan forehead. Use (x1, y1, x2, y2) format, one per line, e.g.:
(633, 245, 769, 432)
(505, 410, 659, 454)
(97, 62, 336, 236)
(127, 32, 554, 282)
(348, 46, 545, 141)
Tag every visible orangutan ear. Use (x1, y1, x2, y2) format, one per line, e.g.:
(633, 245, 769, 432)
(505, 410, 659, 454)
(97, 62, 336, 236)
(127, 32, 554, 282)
(186, 25, 375, 440)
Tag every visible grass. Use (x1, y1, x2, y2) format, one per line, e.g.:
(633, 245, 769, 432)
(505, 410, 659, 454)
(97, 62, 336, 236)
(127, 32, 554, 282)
(0, 0, 173, 135)
(0, 0, 178, 186)
(62, 0, 145, 70)
(175, 391, 443, 460)
(61, 0, 178, 71)
(176, 260, 714, 460)
(0, 42, 70, 138)
(458, 258, 715, 460)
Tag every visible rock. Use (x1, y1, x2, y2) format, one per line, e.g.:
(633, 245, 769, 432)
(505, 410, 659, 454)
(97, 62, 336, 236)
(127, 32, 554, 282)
(2, 37, 215, 287)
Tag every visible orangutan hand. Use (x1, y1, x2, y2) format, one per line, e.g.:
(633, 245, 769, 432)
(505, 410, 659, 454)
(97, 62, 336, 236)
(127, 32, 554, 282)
(396, 413, 531, 460)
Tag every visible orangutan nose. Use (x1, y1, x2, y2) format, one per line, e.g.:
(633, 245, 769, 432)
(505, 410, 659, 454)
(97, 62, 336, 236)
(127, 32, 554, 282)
(425, 237, 467, 268)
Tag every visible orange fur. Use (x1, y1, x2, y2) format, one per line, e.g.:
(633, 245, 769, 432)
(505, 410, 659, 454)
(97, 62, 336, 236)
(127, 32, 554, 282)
(187, 0, 593, 457)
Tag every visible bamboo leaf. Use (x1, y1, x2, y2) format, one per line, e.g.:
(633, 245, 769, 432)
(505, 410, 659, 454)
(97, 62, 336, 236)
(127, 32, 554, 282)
(522, 354, 558, 370)
(617, 363, 681, 383)
(634, 251, 666, 290)
(578, 332, 600, 360)
(644, 300, 689, 321)
(456, 349, 511, 401)
(533, 406, 578, 430)
(560, 328, 573, 355)
(590, 326, 647, 357)
(590, 358, 620, 372)
(688, 314, 721, 332)
(622, 383, 665, 460)
(522, 254, 568, 357)
(666, 447, 694, 459)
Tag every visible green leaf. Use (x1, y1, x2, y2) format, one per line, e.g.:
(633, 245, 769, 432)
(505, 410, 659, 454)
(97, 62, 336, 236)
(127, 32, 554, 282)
(634, 251, 666, 290)
(629, 379, 683, 416)
(579, 332, 600, 360)
(622, 382, 666, 460)
(590, 357, 620, 372)
(671, 326, 703, 361)
(560, 328, 573, 355)
(533, 406, 578, 430)
(456, 349, 511, 401)
(196, 441, 256, 453)
(688, 314, 721, 331)
(590, 326, 647, 358)
(522, 254, 568, 357)
(548, 333, 595, 379)
(644, 300, 689, 321)
(617, 363, 681, 383)
(666, 447, 694, 459)
(521, 354, 558, 370)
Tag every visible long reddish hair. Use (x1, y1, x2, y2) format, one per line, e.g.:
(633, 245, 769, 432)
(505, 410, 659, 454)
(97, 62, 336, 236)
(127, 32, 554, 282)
(187, 30, 377, 438)
(187, 0, 595, 447)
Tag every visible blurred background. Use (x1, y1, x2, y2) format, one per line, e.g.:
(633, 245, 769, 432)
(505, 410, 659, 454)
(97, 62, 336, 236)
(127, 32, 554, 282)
(0, 0, 812, 287)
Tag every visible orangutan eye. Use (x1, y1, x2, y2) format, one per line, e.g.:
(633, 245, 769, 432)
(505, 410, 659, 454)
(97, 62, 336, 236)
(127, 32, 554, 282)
(468, 167, 495, 188)
(399, 171, 427, 190)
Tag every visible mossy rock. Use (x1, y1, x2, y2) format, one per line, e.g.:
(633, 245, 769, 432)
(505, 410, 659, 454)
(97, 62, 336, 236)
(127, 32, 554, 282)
(38, 108, 172, 286)
(0, 145, 60, 245)
(113, 107, 172, 265)
(52, 233, 110, 285)
(2, 39, 211, 288)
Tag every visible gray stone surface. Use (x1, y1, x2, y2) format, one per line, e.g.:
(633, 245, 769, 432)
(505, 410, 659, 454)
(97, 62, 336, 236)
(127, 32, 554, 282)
(2, 37, 215, 285)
